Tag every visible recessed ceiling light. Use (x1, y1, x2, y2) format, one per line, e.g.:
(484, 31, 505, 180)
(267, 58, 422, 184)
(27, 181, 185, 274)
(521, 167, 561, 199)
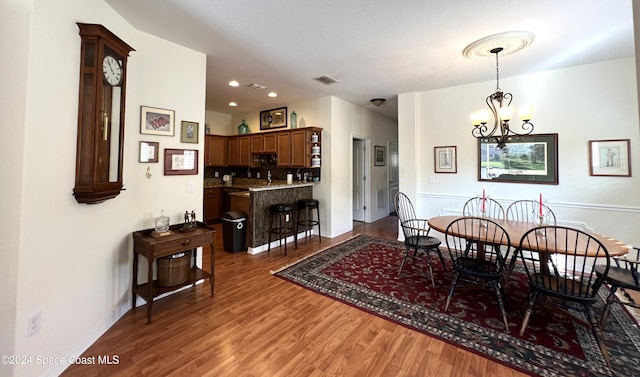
(268, 92, 277, 97)
(229, 102, 237, 107)
(228, 80, 239, 87)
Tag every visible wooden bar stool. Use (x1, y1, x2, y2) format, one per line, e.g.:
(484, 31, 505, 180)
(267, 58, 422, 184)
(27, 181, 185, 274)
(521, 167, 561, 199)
(267, 203, 297, 255)
(296, 199, 321, 244)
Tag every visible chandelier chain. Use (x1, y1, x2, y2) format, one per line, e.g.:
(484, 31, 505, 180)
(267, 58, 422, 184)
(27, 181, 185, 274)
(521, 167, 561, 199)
(495, 52, 501, 92)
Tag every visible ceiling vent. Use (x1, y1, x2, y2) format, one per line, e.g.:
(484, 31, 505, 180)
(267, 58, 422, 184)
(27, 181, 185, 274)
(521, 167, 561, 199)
(314, 75, 339, 85)
(248, 83, 267, 90)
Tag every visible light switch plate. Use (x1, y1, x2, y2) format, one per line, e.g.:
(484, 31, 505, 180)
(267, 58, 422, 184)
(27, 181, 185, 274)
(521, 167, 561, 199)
(187, 181, 195, 192)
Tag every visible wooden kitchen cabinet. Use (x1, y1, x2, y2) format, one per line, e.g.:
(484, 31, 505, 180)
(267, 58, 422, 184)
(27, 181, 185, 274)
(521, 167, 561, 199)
(250, 133, 277, 154)
(228, 136, 239, 166)
(238, 135, 251, 166)
(205, 135, 228, 167)
(250, 134, 263, 154)
(290, 130, 306, 167)
(276, 131, 291, 167)
(262, 133, 277, 153)
(203, 187, 222, 223)
(228, 135, 252, 167)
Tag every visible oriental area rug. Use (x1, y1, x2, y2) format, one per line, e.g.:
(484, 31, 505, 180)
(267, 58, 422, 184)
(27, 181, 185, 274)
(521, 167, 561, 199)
(272, 235, 640, 377)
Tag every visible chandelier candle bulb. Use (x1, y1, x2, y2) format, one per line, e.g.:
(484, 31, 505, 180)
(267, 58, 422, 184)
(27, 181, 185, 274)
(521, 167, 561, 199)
(499, 106, 513, 121)
(520, 106, 534, 121)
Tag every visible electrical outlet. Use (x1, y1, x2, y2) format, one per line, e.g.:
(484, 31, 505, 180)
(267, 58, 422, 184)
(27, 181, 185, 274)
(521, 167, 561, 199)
(257, 172, 261, 179)
(28, 311, 41, 337)
(214, 171, 219, 178)
(285, 214, 290, 222)
(187, 181, 195, 192)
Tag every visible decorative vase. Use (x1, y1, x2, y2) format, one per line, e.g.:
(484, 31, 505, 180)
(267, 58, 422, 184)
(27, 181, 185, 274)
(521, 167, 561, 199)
(290, 111, 297, 129)
(238, 119, 250, 134)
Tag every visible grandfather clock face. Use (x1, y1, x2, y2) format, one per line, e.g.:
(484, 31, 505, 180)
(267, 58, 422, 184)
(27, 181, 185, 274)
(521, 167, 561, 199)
(74, 23, 134, 204)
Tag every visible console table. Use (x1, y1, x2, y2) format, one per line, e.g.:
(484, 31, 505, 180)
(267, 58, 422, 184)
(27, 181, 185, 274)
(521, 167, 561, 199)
(132, 221, 215, 324)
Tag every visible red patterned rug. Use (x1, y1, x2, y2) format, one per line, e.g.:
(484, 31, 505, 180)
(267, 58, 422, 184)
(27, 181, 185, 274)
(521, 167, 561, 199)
(273, 235, 640, 377)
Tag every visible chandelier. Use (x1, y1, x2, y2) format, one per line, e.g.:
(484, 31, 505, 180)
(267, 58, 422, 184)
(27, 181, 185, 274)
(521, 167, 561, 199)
(469, 45, 534, 149)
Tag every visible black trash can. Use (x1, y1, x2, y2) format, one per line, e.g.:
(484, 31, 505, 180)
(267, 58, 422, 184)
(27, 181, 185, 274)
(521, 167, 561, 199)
(221, 210, 247, 252)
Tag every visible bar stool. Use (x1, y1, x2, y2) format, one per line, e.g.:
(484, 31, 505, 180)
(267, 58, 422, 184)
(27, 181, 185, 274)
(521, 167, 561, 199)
(267, 203, 297, 255)
(296, 199, 321, 244)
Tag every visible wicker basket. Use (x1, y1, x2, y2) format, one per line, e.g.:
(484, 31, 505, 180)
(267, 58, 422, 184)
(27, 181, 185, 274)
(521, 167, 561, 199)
(157, 252, 191, 287)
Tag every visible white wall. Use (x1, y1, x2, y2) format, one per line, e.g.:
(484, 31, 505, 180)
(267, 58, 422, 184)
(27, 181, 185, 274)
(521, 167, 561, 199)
(4, 1, 207, 376)
(399, 58, 640, 247)
(205, 110, 232, 135)
(0, 1, 32, 372)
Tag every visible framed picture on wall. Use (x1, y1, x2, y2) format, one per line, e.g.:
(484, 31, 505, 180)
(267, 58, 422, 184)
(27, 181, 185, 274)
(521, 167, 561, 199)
(434, 146, 457, 173)
(164, 148, 198, 175)
(259, 107, 287, 130)
(478, 133, 559, 185)
(139, 141, 159, 163)
(140, 106, 175, 136)
(374, 145, 386, 166)
(180, 121, 199, 143)
(589, 139, 631, 177)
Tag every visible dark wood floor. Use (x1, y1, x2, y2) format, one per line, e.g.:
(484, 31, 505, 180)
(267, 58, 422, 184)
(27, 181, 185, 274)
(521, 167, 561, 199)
(61, 216, 525, 377)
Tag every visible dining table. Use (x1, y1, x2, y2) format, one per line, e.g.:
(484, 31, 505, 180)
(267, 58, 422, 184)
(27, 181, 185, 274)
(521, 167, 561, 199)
(427, 215, 630, 257)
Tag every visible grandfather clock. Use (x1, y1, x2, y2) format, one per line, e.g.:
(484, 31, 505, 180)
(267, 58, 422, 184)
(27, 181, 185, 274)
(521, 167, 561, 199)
(73, 23, 134, 204)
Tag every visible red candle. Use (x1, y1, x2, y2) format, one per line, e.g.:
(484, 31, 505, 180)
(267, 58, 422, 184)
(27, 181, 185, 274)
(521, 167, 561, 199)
(539, 193, 543, 216)
(482, 189, 486, 212)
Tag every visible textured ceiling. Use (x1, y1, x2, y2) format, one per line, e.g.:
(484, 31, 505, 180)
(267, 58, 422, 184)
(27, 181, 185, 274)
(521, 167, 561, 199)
(105, 0, 634, 120)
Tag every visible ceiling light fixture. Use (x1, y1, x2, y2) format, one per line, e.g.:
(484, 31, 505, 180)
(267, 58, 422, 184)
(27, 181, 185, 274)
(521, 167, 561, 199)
(370, 98, 385, 107)
(267, 92, 277, 98)
(228, 102, 237, 107)
(465, 32, 535, 149)
(228, 80, 239, 87)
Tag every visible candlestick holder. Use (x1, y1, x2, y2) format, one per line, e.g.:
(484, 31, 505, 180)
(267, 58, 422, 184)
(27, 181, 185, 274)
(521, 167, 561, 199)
(480, 209, 488, 227)
(535, 215, 546, 237)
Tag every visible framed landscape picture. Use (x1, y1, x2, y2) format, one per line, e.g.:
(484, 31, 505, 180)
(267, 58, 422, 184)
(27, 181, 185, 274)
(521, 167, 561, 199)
(478, 133, 558, 184)
(589, 139, 631, 177)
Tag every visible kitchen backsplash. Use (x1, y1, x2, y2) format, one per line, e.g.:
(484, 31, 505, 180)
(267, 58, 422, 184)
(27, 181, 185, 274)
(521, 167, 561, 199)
(204, 166, 321, 182)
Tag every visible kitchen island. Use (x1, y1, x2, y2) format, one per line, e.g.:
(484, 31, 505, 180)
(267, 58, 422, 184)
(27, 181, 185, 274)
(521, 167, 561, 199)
(207, 179, 315, 253)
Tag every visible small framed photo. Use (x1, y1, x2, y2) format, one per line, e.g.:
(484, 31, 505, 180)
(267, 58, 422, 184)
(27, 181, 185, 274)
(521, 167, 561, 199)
(164, 148, 199, 175)
(434, 146, 457, 173)
(374, 145, 386, 166)
(260, 107, 287, 130)
(180, 121, 199, 143)
(589, 139, 631, 177)
(139, 141, 159, 163)
(140, 106, 175, 136)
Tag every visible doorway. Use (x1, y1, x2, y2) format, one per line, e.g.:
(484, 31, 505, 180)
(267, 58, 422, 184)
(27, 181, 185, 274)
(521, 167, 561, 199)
(352, 138, 366, 222)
